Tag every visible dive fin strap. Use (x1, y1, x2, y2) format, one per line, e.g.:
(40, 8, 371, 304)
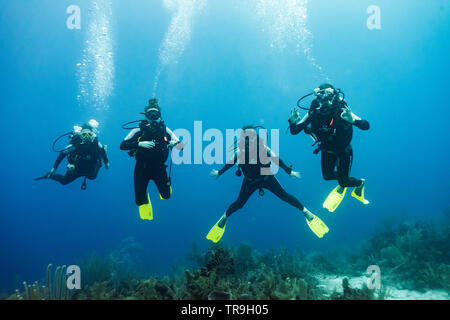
(160, 186, 173, 200)
(351, 184, 370, 205)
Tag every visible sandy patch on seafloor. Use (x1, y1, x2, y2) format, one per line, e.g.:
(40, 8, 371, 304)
(314, 274, 450, 300)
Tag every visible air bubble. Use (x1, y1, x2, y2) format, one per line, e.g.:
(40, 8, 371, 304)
(76, 0, 114, 111)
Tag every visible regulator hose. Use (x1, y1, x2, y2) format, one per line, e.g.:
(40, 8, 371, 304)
(121, 120, 145, 130)
(52, 132, 73, 153)
(296, 92, 315, 110)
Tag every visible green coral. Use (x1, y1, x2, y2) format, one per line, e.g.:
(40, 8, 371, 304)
(274, 277, 308, 300)
(8, 214, 448, 300)
(77, 237, 146, 289)
(356, 218, 450, 290)
(179, 245, 320, 300)
(331, 278, 375, 300)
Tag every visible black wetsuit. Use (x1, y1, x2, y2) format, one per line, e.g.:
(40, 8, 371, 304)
(289, 97, 370, 188)
(51, 137, 109, 185)
(120, 121, 177, 206)
(219, 141, 305, 218)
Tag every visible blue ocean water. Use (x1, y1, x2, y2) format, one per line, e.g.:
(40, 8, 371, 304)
(0, 0, 449, 294)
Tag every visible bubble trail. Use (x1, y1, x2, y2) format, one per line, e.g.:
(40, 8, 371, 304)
(77, 0, 115, 111)
(256, 0, 328, 80)
(152, 0, 206, 97)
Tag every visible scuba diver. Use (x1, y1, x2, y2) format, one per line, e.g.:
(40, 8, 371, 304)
(206, 126, 329, 243)
(35, 120, 110, 190)
(120, 98, 181, 221)
(288, 83, 370, 212)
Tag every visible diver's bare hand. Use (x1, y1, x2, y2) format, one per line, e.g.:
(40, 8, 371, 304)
(290, 109, 301, 123)
(341, 106, 355, 124)
(210, 169, 220, 179)
(290, 171, 301, 179)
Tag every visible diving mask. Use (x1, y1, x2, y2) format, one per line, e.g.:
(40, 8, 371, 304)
(80, 129, 96, 142)
(145, 108, 162, 122)
(314, 87, 335, 101)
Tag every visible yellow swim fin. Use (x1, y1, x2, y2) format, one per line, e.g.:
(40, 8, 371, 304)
(352, 180, 370, 205)
(139, 194, 153, 221)
(206, 215, 227, 243)
(306, 214, 329, 238)
(160, 186, 173, 200)
(323, 185, 347, 212)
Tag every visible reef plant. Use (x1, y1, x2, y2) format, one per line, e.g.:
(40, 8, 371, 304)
(9, 264, 71, 300)
(356, 218, 450, 291)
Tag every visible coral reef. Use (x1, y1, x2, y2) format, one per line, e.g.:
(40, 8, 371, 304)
(208, 291, 232, 300)
(8, 264, 71, 300)
(330, 278, 374, 300)
(354, 218, 450, 291)
(68, 243, 326, 300)
(76, 236, 146, 288)
(6, 215, 449, 300)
